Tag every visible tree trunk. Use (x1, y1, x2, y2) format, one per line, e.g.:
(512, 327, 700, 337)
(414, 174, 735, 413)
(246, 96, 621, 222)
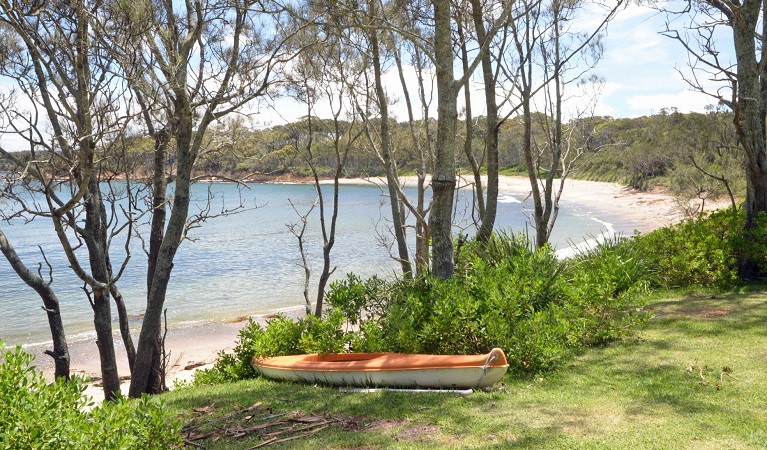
(369, 4, 412, 276)
(83, 175, 121, 401)
(729, 1, 767, 277)
(110, 285, 135, 372)
(731, 0, 767, 229)
(457, 18, 485, 229)
(0, 230, 70, 380)
(471, 0, 499, 243)
(394, 46, 431, 276)
(430, 0, 458, 280)
(129, 97, 195, 397)
(140, 130, 170, 382)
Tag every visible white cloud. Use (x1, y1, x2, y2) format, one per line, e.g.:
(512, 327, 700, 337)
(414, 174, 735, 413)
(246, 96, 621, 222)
(627, 90, 718, 115)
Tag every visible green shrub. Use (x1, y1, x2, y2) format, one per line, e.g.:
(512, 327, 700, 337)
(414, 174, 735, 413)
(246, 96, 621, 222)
(563, 238, 652, 346)
(194, 315, 303, 384)
(635, 208, 767, 287)
(298, 309, 347, 354)
(202, 232, 651, 381)
(194, 309, 350, 385)
(506, 306, 570, 373)
(0, 343, 180, 449)
(326, 274, 387, 325)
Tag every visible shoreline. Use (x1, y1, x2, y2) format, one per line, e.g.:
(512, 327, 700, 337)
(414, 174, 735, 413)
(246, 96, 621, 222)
(28, 175, 722, 404)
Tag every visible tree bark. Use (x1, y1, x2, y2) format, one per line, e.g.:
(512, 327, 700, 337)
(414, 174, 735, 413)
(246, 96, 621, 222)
(0, 230, 70, 380)
(129, 90, 196, 396)
(83, 175, 121, 401)
(457, 18, 486, 230)
(430, 0, 458, 280)
(470, 0, 499, 243)
(731, 2, 767, 227)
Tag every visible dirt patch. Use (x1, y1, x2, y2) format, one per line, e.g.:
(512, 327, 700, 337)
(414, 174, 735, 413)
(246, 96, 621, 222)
(364, 418, 407, 432)
(396, 424, 440, 443)
(353, 418, 450, 445)
(649, 296, 735, 320)
(693, 308, 731, 318)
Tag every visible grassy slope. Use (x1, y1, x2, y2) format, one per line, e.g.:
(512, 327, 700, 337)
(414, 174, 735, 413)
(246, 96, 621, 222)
(164, 288, 767, 449)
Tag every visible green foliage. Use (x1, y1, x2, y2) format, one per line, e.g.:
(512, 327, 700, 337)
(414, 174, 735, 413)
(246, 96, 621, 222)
(562, 238, 652, 346)
(201, 232, 651, 382)
(0, 343, 181, 449)
(634, 208, 767, 287)
(165, 290, 767, 450)
(325, 274, 387, 325)
(194, 315, 303, 384)
(194, 310, 351, 385)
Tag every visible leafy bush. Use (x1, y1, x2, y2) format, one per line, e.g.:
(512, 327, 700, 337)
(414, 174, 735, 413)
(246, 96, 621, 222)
(194, 315, 303, 384)
(199, 231, 652, 381)
(635, 208, 767, 287)
(562, 237, 652, 346)
(325, 274, 388, 325)
(0, 343, 180, 449)
(194, 310, 351, 385)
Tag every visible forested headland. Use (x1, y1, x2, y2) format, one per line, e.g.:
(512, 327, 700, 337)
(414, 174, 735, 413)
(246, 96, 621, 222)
(0, 108, 745, 212)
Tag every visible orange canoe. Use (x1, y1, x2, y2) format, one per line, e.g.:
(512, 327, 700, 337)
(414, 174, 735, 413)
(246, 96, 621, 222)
(252, 348, 509, 388)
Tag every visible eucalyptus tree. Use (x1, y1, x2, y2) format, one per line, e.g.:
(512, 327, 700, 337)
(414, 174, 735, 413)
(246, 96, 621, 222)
(502, 0, 622, 248)
(360, 0, 413, 276)
(0, 228, 70, 379)
(0, 0, 139, 400)
(331, 0, 435, 276)
(284, 8, 364, 315)
(391, 34, 435, 275)
(659, 1, 767, 276)
(325, 0, 417, 276)
(454, 0, 506, 243)
(104, 0, 295, 397)
(430, 0, 514, 278)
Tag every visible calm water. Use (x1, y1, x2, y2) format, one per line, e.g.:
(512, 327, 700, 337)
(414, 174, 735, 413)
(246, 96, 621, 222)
(1, 181, 620, 346)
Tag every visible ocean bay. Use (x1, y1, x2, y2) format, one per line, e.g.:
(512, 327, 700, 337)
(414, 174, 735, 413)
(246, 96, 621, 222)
(1, 180, 618, 346)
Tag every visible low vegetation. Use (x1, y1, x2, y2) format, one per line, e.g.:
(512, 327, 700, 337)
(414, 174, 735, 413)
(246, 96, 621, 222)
(192, 232, 652, 385)
(3, 210, 766, 448)
(164, 286, 767, 449)
(0, 344, 181, 449)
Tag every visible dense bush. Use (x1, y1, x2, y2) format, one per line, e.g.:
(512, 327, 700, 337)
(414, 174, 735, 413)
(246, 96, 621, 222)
(195, 232, 652, 384)
(0, 343, 181, 449)
(634, 208, 767, 287)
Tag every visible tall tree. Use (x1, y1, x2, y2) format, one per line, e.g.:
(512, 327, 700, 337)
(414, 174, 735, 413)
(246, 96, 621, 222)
(503, 0, 621, 248)
(430, 0, 513, 278)
(284, 7, 364, 315)
(0, 0, 138, 400)
(661, 1, 767, 276)
(362, 0, 413, 276)
(120, 0, 291, 397)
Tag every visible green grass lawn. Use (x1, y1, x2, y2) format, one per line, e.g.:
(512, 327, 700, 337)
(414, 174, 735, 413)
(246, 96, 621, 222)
(164, 288, 767, 449)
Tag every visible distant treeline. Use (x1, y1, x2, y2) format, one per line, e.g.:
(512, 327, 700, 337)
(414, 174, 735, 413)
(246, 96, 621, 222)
(1, 108, 744, 208)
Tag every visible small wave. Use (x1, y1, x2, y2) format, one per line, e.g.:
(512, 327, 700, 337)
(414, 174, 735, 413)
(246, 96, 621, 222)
(498, 194, 521, 204)
(555, 218, 617, 260)
(22, 330, 99, 350)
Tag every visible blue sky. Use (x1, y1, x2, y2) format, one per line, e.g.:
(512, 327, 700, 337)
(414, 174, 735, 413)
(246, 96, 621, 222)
(266, 3, 731, 126)
(594, 3, 730, 117)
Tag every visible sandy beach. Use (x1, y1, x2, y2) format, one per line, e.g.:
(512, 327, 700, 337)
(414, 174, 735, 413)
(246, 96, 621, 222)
(29, 175, 714, 403)
(339, 174, 698, 234)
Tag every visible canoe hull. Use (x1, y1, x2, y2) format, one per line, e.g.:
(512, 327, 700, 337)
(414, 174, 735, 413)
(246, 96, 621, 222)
(252, 348, 509, 389)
